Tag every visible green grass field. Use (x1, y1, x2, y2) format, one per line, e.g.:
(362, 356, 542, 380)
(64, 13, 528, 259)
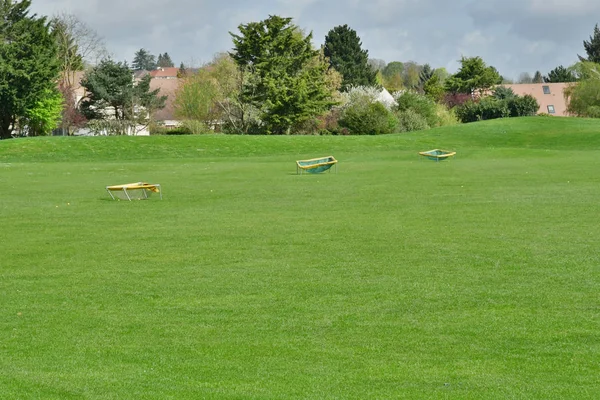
(2, 117, 600, 399)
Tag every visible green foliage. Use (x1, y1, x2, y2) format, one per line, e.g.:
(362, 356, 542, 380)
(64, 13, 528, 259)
(544, 65, 578, 83)
(396, 108, 429, 132)
(580, 24, 600, 63)
(230, 15, 337, 134)
(174, 69, 220, 124)
(20, 88, 63, 136)
(456, 97, 509, 122)
(132, 48, 156, 71)
(339, 96, 397, 135)
(445, 56, 502, 95)
(381, 61, 404, 91)
(0, 0, 61, 139)
(323, 24, 377, 90)
(423, 74, 446, 102)
(507, 95, 539, 117)
(492, 86, 516, 100)
(565, 76, 600, 117)
(81, 59, 166, 134)
(395, 91, 439, 127)
(157, 52, 174, 68)
(456, 92, 538, 123)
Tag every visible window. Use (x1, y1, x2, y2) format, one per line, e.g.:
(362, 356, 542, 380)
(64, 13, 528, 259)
(542, 85, 551, 94)
(547, 105, 555, 114)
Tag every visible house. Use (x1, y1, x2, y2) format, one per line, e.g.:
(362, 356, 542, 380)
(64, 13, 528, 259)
(500, 83, 570, 116)
(149, 67, 179, 79)
(149, 77, 181, 128)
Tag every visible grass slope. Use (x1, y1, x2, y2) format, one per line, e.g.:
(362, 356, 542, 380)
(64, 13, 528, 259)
(1, 117, 600, 399)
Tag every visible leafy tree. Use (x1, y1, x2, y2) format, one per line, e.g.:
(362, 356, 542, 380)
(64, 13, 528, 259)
(0, 0, 61, 139)
(157, 52, 174, 68)
(402, 61, 422, 90)
(423, 74, 446, 102)
(381, 61, 404, 91)
(230, 15, 338, 134)
(323, 24, 377, 90)
(80, 59, 166, 134)
(419, 64, 434, 89)
(544, 65, 578, 83)
(532, 71, 544, 83)
(20, 89, 63, 136)
(132, 48, 156, 71)
(579, 24, 600, 63)
(565, 62, 600, 117)
(445, 56, 502, 96)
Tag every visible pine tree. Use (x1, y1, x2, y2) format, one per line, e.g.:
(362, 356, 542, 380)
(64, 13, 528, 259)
(579, 24, 600, 63)
(544, 65, 578, 83)
(323, 24, 377, 90)
(132, 48, 156, 70)
(80, 59, 166, 134)
(230, 15, 338, 134)
(157, 52, 174, 68)
(532, 71, 544, 83)
(177, 62, 187, 78)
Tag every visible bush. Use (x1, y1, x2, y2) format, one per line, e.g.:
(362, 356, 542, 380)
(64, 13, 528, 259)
(507, 95, 539, 117)
(397, 109, 430, 132)
(395, 91, 439, 127)
(339, 101, 398, 135)
(456, 97, 510, 123)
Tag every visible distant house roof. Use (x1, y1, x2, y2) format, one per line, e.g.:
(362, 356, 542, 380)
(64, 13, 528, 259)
(149, 67, 179, 79)
(149, 78, 180, 122)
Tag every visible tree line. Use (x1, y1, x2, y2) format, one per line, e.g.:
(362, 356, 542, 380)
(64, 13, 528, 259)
(2, 0, 600, 139)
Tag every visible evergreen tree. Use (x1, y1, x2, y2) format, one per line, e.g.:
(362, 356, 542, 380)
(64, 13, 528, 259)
(544, 65, 578, 83)
(157, 52, 174, 68)
(0, 0, 61, 139)
(579, 24, 600, 63)
(80, 59, 166, 134)
(132, 48, 156, 70)
(323, 24, 377, 90)
(230, 15, 338, 134)
(177, 62, 187, 78)
(445, 56, 502, 96)
(418, 64, 434, 91)
(532, 70, 544, 83)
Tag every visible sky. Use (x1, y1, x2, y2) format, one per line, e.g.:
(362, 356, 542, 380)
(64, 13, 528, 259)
(30, 0, 600, 80)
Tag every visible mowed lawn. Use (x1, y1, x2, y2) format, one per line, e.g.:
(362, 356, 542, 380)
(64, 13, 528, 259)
(1, 117, 600, 399)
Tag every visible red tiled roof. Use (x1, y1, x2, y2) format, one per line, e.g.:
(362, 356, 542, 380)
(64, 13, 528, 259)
(149, 67, 179, 78)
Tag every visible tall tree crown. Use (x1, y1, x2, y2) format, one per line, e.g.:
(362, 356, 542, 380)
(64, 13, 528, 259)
(323, 24, 377, 90)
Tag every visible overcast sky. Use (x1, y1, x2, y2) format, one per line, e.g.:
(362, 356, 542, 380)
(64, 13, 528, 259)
(31, 0, 599, 80)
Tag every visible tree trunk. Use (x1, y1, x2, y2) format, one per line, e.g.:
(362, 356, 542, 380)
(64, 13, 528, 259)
(0, 115, 14, 139)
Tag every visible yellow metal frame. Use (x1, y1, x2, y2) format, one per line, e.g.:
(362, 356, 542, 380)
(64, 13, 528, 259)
(418, 149, 456, 160)
(106, 182, 162, 201)
(296, 156, 338, 174)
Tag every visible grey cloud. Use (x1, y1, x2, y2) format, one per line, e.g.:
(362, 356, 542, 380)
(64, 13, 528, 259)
(30, 0, 598, 79)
